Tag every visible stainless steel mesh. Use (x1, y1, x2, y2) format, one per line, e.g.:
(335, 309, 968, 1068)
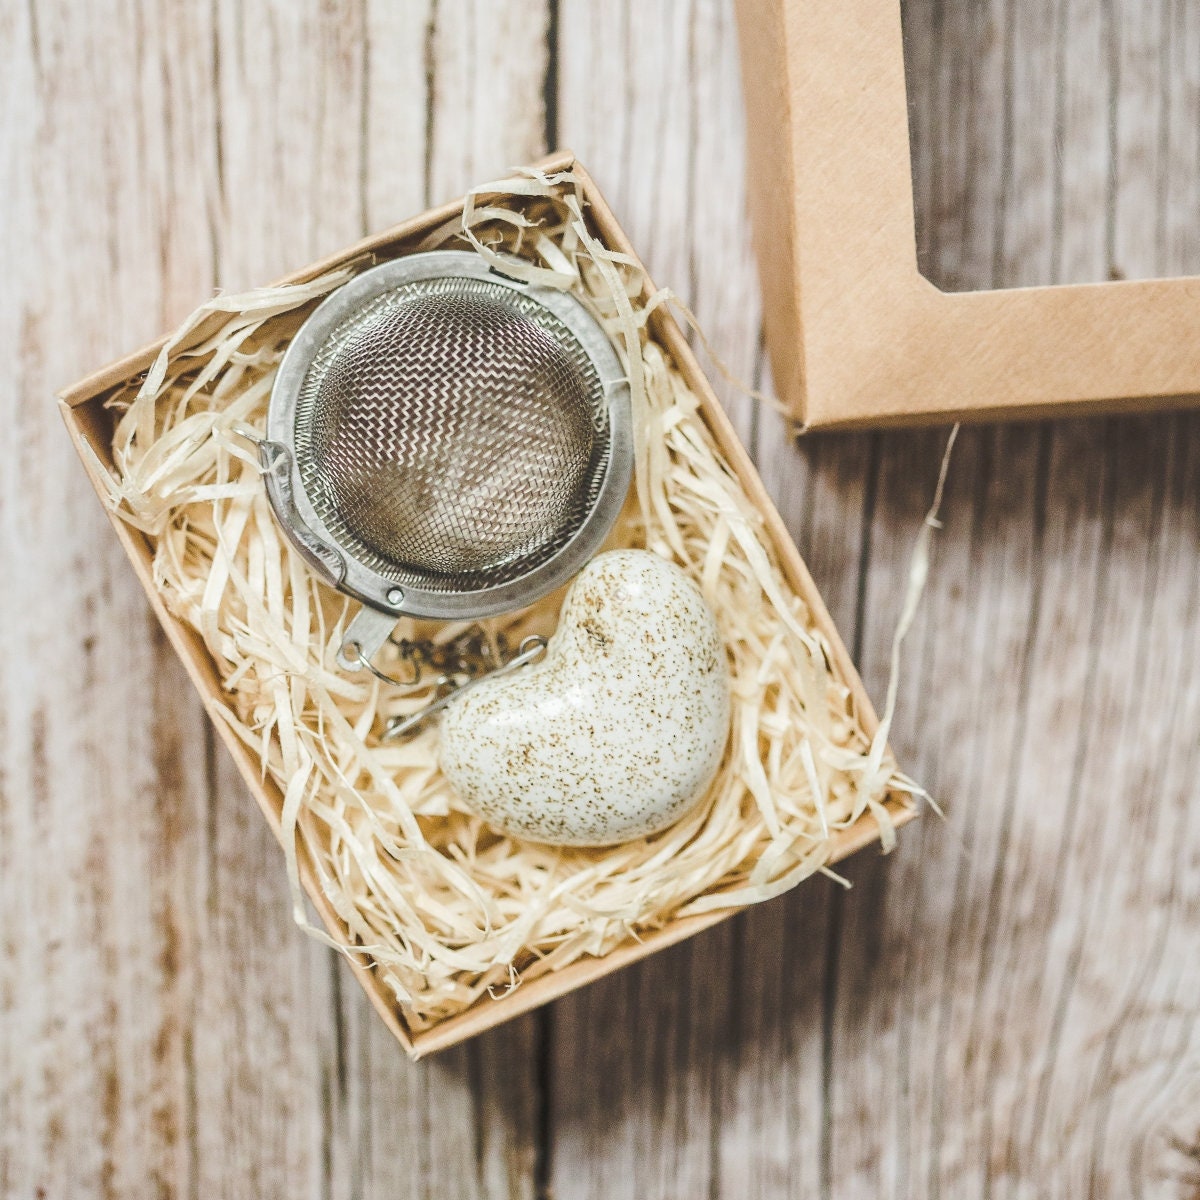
(291, 275, 611, 594)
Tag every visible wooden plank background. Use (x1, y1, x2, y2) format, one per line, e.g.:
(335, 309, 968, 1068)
(4, 0, 1200, 1195)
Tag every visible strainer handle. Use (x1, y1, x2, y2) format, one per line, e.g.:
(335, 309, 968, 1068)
(336, 606, 399, 672)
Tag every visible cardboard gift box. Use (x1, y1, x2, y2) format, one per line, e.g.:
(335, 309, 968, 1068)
(59, 151, 912, 1059)
(736, 0, 1200, 430)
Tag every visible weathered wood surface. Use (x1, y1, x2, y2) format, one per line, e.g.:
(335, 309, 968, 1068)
(4, 1, 1200, 1196)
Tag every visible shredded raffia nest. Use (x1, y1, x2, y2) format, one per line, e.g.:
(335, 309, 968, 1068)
(91, 169, 918, 1028)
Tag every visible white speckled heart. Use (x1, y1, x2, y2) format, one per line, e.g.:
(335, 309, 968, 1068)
(438, 550, 730, 847)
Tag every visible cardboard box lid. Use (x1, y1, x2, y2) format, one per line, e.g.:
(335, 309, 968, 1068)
(736, 0, 1200, 430)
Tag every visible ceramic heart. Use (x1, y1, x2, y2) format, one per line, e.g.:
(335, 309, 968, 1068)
(438, 550, 730, 846)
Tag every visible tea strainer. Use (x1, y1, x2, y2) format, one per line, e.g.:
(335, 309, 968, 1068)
(258, 250, 633, 681)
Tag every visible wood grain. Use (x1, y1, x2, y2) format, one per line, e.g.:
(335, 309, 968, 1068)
(2, 2, 547, 1197)
(5, 0, 1200, 1196)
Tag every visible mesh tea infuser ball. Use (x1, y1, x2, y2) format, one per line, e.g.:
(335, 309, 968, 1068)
(259, 250, 634, 681)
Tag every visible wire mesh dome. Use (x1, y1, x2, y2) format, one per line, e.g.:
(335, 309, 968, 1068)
(263, 251, 633, 622)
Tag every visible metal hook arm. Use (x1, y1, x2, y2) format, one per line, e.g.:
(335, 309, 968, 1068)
(381, 636, 548, 741)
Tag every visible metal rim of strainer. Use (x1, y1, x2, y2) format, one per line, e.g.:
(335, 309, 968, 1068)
(262, 249, 633, 625)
